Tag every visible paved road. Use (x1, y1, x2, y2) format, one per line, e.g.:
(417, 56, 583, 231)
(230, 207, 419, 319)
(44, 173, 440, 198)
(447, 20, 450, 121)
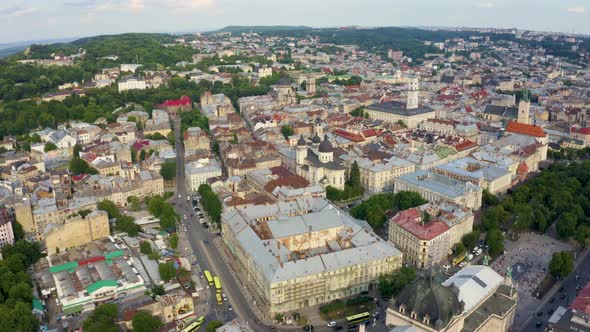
(171, 117, 274, 331)
(520, 250, 590, 332)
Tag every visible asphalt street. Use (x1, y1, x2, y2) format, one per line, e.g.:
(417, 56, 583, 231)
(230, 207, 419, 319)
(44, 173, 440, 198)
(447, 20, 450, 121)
(520, 250, 590, 332)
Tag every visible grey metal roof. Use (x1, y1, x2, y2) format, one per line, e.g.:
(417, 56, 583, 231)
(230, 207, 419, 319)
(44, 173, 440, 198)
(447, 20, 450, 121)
(366, 101, 435, 116)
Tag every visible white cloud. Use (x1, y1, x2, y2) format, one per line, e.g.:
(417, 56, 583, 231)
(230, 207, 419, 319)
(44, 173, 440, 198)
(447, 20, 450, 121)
(128, 0, 145, 11)
(567, 6, 585, 13)
(159, 0, 214, 10)
(0, 4, 38, 17)
(478, 2, 496, 9)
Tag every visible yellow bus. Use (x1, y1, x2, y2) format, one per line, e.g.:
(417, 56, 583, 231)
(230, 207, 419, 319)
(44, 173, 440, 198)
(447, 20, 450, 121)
(216, 293, 223, 305)
(346, 312, 371, 326)
(213, 276, 222, 293)
(204, 270, 214, 286)
(181, 320, 202, 332)
(452, 252, 467, 266)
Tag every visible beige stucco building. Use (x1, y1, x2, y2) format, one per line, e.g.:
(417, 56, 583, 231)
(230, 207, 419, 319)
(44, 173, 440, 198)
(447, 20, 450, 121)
(365, 78, 436, 129)
(221, 197, 403, 317)
(44, 210, 110, 254)
(389, 203, 473, 269)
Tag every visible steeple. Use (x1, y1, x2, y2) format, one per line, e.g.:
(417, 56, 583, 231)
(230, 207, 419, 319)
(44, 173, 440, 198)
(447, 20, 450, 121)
(406, 77, 420, 110)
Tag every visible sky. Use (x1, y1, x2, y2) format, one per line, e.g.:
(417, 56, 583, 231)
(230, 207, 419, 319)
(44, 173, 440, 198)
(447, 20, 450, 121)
(0, 0, 589, 44)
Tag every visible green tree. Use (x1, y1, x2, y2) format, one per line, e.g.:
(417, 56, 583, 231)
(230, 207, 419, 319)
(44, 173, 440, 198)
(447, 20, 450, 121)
(128, 196, 141, 211)
(280, 125, 294, 139)
(132, 311, 162, 332)
(140, 241, 153, 255)
(198, 184, 223, 225)
(44, 142, 57, 152)
(557, 212, 577, 238)
(349, 161, 361, 189)
(166, 131, 176, 146)
(482, 189, 500, 206)
(169, 233, 179, 249)
(206, 320, 224, 332)
(378, 266, 416, 298)
(73, 143, 82, 158)
(485, 229, 504, 257)
(97, 200, 120, 219)
(115, 215, 140, 236)
(158, 262, 176, 281)
(82, 303, 119, 332)
(549, 251, 574, 278)
(461, 230, 480, 250)
(453, 242, 466, 255)
(160, 161, 176, 181)
(69, 157, 98, 175)
(152, 285, 165, 296)
(30, 133, 42, 143)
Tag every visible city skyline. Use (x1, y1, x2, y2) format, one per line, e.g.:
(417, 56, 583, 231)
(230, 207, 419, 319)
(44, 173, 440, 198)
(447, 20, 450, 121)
(0, 0, 588, 44)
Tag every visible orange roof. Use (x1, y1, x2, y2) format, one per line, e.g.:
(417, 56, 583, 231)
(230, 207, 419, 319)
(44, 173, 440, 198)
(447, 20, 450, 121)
(517, 162, 529, 174)
(506, 121, 546, 138)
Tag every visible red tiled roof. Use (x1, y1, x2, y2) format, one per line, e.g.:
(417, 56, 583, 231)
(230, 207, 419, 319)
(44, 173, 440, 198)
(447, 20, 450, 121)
(517, 162, 529, 174)
(570, 283, 590, 314)
(391, 208, 449, 240)
(454, 139, 477, 152)
(161, 95, 191, 107)
(333, 129, 364, 143)
(571, 127, 590, 135)
(361, 129, 382, 138)
(506, 121, 546, 138)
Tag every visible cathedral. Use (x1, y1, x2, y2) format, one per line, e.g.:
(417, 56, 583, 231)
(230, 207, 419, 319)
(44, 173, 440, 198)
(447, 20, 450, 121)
(295, 121, 346, 190)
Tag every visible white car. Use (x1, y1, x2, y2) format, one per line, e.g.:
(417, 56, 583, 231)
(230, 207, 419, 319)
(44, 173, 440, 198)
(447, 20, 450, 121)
(327, 321, 337, 327)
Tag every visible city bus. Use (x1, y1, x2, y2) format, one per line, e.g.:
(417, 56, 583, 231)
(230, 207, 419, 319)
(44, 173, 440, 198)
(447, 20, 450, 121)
(181, 320, 202, 332)
(452, 252, 467, 266)
(213, 276, 222, 293)
(216, 293, 223, 305)
(346, 312, 371, 326)
(204, 270, 214, 286)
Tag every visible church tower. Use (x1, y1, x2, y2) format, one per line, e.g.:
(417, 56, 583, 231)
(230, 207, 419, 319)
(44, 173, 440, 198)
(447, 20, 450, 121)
(306, 76, 316, 95)
(313, 117, 323, 137)
(296, 136, 307, 165)
(518, 99, 530, 125)
(406, 77, 420, 110)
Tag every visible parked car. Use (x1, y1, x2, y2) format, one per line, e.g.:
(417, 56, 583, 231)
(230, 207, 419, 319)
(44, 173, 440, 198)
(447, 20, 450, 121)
(326, 321, 337, 327)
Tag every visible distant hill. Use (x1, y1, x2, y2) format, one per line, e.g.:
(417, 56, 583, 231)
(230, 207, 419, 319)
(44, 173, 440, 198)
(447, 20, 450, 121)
(209, 25, 312, 35)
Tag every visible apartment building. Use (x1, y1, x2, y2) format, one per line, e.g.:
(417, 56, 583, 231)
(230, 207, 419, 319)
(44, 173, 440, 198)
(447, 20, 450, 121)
(394, 170, 483, 210)
(389, 202, 473, 268)
(221, 197, 403, 316)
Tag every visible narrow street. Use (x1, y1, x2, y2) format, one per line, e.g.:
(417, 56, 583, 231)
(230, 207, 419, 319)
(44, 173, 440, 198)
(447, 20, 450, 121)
(171, 117, 272, 331)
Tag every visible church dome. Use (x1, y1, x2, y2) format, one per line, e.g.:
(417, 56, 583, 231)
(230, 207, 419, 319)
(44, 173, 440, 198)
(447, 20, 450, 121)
(297, 135, 306, 146)
(318, 135, 333, 153)
(312, 133, 322, 144)
(390, 274, 463, 329)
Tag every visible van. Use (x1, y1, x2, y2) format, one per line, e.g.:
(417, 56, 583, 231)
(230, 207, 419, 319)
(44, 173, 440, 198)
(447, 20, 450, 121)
(216, 293, 223, 305)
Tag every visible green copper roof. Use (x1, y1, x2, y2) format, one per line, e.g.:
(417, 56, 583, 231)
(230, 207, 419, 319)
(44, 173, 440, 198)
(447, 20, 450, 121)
(63, 304, 84, 316)
(49, 262, 78, 274)
(32, 298, 44, 311)
(86, 280, 118, 294)
(105, 250, 124, 260)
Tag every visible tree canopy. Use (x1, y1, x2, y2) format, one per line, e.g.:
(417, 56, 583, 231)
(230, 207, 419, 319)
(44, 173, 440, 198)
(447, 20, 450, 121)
(378, 266, 416, 298)
(350, 191, 427, 230)
(549, 251, 574, 278)
(132, 311, 162, 332)
(198, 184, 223, 226)
(82, 303, 119, 332)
